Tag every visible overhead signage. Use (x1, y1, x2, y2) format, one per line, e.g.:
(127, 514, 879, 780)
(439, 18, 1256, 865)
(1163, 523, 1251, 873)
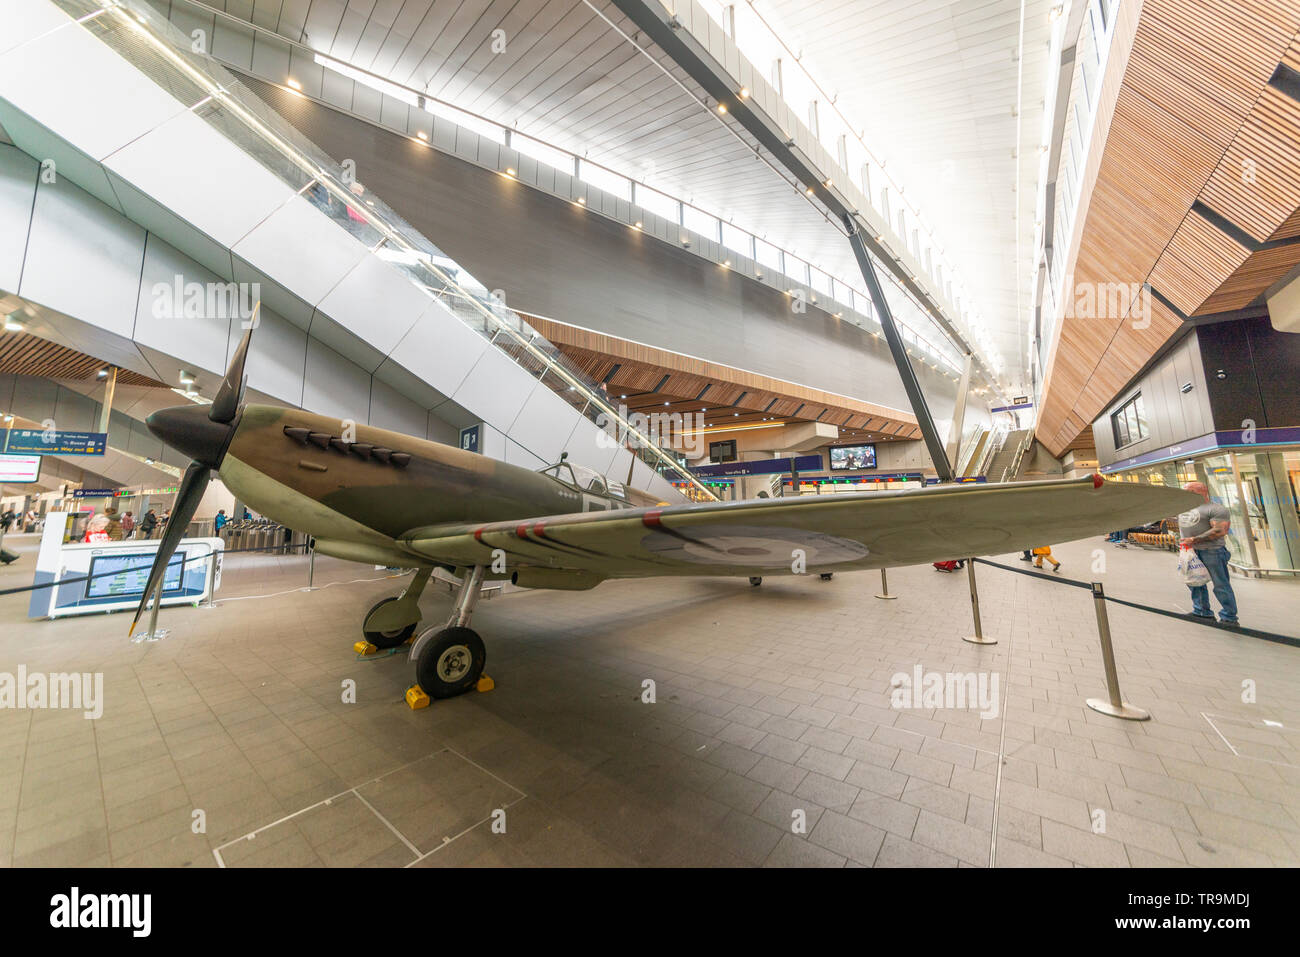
(459, 424, 481, 454)
(991, 403, 1033, 413)
(785, 472, 923, 485)
(1, 429, 107, 456)
(692, 455, 822, 478)
(0, 453, 41, 483)
(73, 488, 118, 498)
(1012, 396, 1031, 405)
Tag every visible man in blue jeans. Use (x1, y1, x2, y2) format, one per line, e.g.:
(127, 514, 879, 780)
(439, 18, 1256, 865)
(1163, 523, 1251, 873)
(1177, 482, 1239, 626)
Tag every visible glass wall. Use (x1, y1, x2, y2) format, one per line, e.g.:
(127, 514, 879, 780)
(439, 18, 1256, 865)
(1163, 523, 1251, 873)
(1110, 448, 1300, 573)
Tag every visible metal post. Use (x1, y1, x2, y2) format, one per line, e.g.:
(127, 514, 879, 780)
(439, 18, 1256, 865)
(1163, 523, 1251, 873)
(844, 216, 954, 482)
(962, 559, 996, 644)
(304, 541, 317, 591)
(1085, 582, 1150, 720)
(875, 567, 897, 600)
(134, 575, 169, 642)
(199, 549, 219, 609)
(97, 366, 117, 434)
(945, 353, 974, 470)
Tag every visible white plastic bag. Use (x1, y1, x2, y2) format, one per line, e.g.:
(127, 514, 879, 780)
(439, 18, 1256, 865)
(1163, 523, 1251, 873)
(1178, 546, 1210, 586)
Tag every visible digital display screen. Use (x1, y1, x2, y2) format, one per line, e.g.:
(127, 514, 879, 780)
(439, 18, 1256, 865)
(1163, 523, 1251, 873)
(85, 552, 185, 599)
(829, 444, 877, 471)
(709, 440, 737, 463)
(0, 453, 41, 483)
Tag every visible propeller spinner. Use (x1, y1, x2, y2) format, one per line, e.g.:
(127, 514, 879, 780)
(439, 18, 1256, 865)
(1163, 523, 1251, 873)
(128, 322, 254, 636)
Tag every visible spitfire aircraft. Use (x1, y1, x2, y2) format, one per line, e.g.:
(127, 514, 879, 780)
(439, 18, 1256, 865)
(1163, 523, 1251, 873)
(132, 326, 1201, 701)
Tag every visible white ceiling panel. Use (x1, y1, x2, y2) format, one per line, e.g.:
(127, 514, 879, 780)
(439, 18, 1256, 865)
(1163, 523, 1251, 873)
(216, 0, 1054, 392)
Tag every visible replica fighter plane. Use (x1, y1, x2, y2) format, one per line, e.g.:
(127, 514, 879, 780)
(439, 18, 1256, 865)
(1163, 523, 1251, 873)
(132, 327, 1201, 700)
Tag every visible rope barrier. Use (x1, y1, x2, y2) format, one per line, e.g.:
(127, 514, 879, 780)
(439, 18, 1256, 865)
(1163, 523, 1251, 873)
(972, 556, 1299, 649)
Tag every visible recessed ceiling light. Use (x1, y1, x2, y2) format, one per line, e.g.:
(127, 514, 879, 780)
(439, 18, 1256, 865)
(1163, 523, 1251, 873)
(739, 87, 750, 98)
(416, 130, 428, 141)
(506, 168, 516, 176)
(3, 316, 23, 332)
(286, 78, 302, 91)
(577, 196, 586, 204)
(717, 103, 728, 113)
(96, 368, 108, 378)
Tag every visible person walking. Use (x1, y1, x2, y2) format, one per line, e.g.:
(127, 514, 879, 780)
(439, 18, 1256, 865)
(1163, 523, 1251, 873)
(214, 509, 228, 535)
(1031, 545, 1061, 572)
(103, 505, 123, 541)
(139, 508, 158, 539)
(121, 510, 135, 539)
(1178, 482, 1238, 626)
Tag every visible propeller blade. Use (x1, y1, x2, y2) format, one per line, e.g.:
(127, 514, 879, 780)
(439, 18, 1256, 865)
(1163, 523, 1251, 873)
(209, 308, 257, 423)
(128, 460, 210, 637)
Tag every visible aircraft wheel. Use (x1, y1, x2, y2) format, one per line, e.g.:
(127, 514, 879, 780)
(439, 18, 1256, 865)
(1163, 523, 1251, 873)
(819, 573, 834, 581)
(414, 626, 486, 699)
(748, 576, 763, 587)
(363, 596, 418, 649)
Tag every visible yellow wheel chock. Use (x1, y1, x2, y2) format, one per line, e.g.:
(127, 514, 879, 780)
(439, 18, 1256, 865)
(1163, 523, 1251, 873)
(476, 674, 495, 693)
(354, 641, 379, 656)
(405, 685, 430, 710)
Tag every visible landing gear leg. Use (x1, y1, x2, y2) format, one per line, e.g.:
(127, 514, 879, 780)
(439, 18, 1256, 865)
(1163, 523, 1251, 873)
(408, 566, 488, 701)
(360, 567, 431, 650)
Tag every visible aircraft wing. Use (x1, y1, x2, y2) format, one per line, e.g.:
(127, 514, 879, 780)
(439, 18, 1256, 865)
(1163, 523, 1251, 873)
(400, 475, 1200, 581)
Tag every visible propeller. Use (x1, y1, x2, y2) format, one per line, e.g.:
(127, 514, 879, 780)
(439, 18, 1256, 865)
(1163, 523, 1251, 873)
(129, 320, 255, 636)
(209, 305, 256, 424)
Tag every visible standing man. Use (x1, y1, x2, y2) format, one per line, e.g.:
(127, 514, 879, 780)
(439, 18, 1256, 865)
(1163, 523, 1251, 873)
(1178, 482, 1239, 626)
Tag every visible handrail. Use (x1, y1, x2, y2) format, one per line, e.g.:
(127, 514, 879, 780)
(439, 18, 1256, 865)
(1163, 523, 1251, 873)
(1002, 429, 1035, 483)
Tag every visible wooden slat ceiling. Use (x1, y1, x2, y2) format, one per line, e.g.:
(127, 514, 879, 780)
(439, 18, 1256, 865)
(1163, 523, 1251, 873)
(523, 312, 922, 440)
(1037, 0, 1300, 457)
(0, 332, 163, 387)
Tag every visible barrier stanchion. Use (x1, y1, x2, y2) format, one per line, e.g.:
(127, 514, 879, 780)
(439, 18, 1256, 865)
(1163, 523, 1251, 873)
(199, 550, 219, 609)
(1085, 581, 1150, 720)
(961, 558, 996, 644)
(875, 567, 897, 600)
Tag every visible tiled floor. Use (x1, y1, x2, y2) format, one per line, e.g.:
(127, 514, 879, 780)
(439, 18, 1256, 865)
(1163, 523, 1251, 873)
(1, 532, 1297, 867)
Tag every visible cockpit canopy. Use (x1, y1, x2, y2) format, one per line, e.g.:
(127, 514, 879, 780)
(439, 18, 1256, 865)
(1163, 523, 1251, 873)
(538, 459, 629, 501)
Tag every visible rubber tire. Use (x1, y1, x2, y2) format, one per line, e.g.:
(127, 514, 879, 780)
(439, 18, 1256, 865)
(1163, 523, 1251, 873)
(748, 576, 763, 587)
(363, 596, 418, 650)
(414, 626, 486, 699)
